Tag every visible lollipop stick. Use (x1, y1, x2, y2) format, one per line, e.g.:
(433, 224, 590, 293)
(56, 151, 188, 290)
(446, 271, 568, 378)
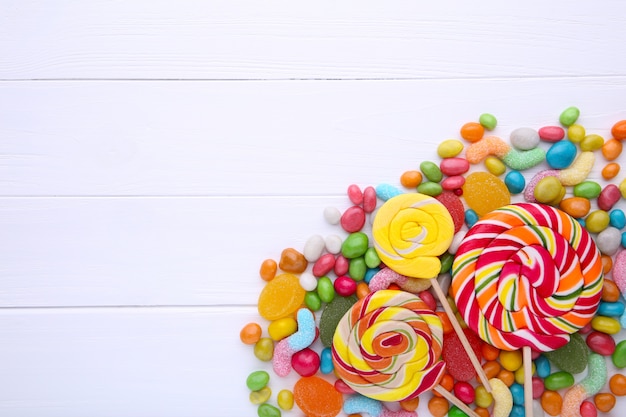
(523, 346, 534, 417)
(430, 278, 493, 393)
(433, 384, 481, 417)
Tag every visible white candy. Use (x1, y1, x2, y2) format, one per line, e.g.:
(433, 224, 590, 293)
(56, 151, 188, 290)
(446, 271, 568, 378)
(325, 234, 343, 254)
(510, 127, 540, 150)
(448, 230, 467, 255)
(596, 226, 622, 256)
(323, 206, 341, 225)
(303, 234, 325, 262)
(299, 272, 318, 291)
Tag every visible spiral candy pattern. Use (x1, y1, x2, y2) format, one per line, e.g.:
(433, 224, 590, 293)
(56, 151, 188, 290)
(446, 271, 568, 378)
(372, 193, 454, 279)
(451, 203, 604, 352)
(332, 290, 446, 402)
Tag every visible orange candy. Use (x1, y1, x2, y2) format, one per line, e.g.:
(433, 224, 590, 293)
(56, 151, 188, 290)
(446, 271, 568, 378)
(293, 376, 343, 417)
(482, 360, 502, 380)
(541, 390, 563, 416)
(602, 138, 623, 160)
(355, 282, 370, 299)
(259, 258, 278, 281)
(474, 407, 490, 417)
(497, 369, 515, 387)
(279, 248, 308, 273)
(594, 392, 616, 412)
(612, 119, 626, 140)
(460, 122, 485, 143)
(602, 279, 621, 303)
(433, 373, 455, 397)
(400, 170, 423, 188)
(258, 273, 305, 320)
(436, 311, 454, 334)
(481, 344, 500, 361)
(559, 197, 591, 218)
(428, 396, 450, 417)
(462, 172, 511, 217)
(609, 374, 626, 396)
(399, 397, 419, 411)
(240, 322, 262, 344)
(601, 255, 613, 275)
(602, 162, 621, 180)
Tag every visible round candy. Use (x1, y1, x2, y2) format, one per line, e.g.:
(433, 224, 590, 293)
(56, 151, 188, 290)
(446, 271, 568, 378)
(450, 203, 604, 352)
(372, 193, 454, 279)
(332, 290, 446, 401)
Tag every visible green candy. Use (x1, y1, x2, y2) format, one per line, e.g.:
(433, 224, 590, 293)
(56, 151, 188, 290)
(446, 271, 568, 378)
(258, 403, 281, 417)
(612, 340, 626, 368)
(447, 405, 468, 417)
(559, 106, 580, 127)
(341, 232, 369, 259)
(246, 370, 270, 391)
(439, 252, 454, 274)
(304, 291, 322, 311)
(420, 161, 443, 183)
(544, 333, 589, 374)
(364, 247, 381, 268)
(573, 181, 602, 199)
(502, 148, 545, 170)
(479, 113, 498, 130)
(544, 371, 575, 391)
(317, 276, 335, 303)
(417, 181, 443, 197)
(349, 257, 366, 281)
(319, 295, 358, 347)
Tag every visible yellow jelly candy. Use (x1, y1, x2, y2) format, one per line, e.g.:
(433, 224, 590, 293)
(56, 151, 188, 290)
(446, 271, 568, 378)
(258, 273, 305, 320)
(462, 172, 511, 217)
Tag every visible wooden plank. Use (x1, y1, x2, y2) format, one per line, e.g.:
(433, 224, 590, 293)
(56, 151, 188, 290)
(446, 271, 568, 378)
(1, 0, 625, 80)
(1, 78, 626, 196)
(0, 196, 354, 307)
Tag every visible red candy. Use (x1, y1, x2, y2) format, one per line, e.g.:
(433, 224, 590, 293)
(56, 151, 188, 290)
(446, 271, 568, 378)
(347, 184, 363, 205)
(580, 400, 598, 417)
(334, 275, 357, 297)
(435, 191, 465, 233)
(533, 376, 545, 399)
(334, 378, 356, 394)
(453, 381, 475, 404)
(440, 157, 470, 176)
(586, 331, 616, 356)
(539, 126, 566, 142)
(442, 175, 466, 191)
(312, 253, 336, 277)
(418, 289, 437, 312)
(363, 185, 377, 213)
(442, 328, 483, 382)
(334, 255, 349, 276)
(340, 205, 366, 232)
(598, 184, 621, 211)
(292, 348, 321, 377)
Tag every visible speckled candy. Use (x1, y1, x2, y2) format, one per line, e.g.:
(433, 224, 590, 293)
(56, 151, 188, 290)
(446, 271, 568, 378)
(435, 191, 465, 233)
(442, 327, 483, 381)
(293, 376, 343, 417)
(319, 294, 357, 346)
(258, 273, 306, 320)
(462, 172, 511, 217)
(544, 333, 589, 374)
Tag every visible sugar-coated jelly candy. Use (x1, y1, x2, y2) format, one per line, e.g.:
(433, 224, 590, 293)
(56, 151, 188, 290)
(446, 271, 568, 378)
(258, 273, 305, 320)
(319, 294, 357, 347)
(442, 328, 482, 381)
(462, 172, 511, 217)
(293, 376, 342, 417)
(544, 333, 588, 374)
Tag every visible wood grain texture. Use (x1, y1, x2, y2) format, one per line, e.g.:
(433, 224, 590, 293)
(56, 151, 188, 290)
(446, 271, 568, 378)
(1, 0, 625, 80)
(1, 78, 625, 196)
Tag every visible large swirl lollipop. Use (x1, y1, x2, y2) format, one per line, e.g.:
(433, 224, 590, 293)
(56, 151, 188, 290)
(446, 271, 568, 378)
(372, 193, 492, 392)
(332, 289, 479, 417)
(451, 202, 604, 415)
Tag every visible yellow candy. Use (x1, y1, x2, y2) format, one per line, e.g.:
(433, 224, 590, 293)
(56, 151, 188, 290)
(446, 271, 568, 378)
(485, 156, 507, 176)
(586, 210, 610, 234)
(268, 317, 297, 341)
(490, 378, 513, 417)
(620, 178, 626, 199)
(372, 193, 454, 279)
(462, 172, 511, 217)
(558, 151, 595, 186)
(277, 389, 294, 410)
(567, 124, 586, 143)
(514, 362, 536, 384)
(580, 133, 604, 152)
(499, 350, 523, 372)
(475, 385, 494, 408)
(250, 387, 272, 404)
(591, 316, 621, 335)
(437, 139, 464, 158)
(258, 273, 305, 320)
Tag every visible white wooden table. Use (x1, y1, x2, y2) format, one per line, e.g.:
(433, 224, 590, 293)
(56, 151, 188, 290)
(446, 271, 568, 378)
(2, 1, 626, 415)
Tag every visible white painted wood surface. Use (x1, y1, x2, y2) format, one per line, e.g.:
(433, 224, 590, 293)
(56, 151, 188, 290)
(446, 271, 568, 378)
(2, 1, 626, 415)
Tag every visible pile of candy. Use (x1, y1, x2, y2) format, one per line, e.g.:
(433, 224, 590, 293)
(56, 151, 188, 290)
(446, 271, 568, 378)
(240, 107, 626, 417)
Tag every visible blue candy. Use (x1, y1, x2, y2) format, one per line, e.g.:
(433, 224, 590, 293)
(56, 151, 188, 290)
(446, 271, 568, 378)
(364, 267, 380, 284)
(510, 404, 526, 417)
(320, 347, 334, 374)
(465, 209, 479, 228)
(343, 395, 383, 416)
(535, 355, 551, 378)
(504, 170, 526, 194)
(546, 140, 577, 169)
(375, 184, 402, 201)
(510, 382, 524, 406)
(598, 301, 626, 317)
(611, 209, 626, 229)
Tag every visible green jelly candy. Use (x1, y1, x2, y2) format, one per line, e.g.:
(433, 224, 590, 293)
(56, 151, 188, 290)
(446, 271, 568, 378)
(502, 148, 545, 170)
(448, 405, 469, 417)
(317, 276, 335, 303)
(574, 181, 602, 199)
(544, 333, 589, 374)
(341, 232, 369, 259)
(258, 403, 281, 417)
(560, 106, 580, 127)
(417, 181, 443, 197)
(304, 291, 322, 311)
(613, 340, 626, 368)
(247, 370, 270, 391)
(420, 161, 443, 182)
(544, 371, 575, 391)
(440, 252, 454, 274)
(364, 247, 381, 268)
(319, 295, 358, 347)
(479, 113, 498, 130)
(349, 256, 367, 281)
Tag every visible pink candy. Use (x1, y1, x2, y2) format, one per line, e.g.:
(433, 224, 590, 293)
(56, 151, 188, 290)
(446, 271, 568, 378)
(341, 205, 366, 232)
(313, 253, 336, 277)
(538, 126, 566, 142)
(440, 157, 470, 176)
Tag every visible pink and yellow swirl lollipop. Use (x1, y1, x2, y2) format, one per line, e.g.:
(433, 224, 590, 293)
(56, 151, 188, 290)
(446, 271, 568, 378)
(332, 289, 446, 401)
(451, 202, 604, 352)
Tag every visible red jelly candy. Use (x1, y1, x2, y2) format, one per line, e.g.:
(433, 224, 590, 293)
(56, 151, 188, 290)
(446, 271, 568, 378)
(294, 376, 343, 417)
(442, 328, 483, 382)
(435, 191, 465, 233)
